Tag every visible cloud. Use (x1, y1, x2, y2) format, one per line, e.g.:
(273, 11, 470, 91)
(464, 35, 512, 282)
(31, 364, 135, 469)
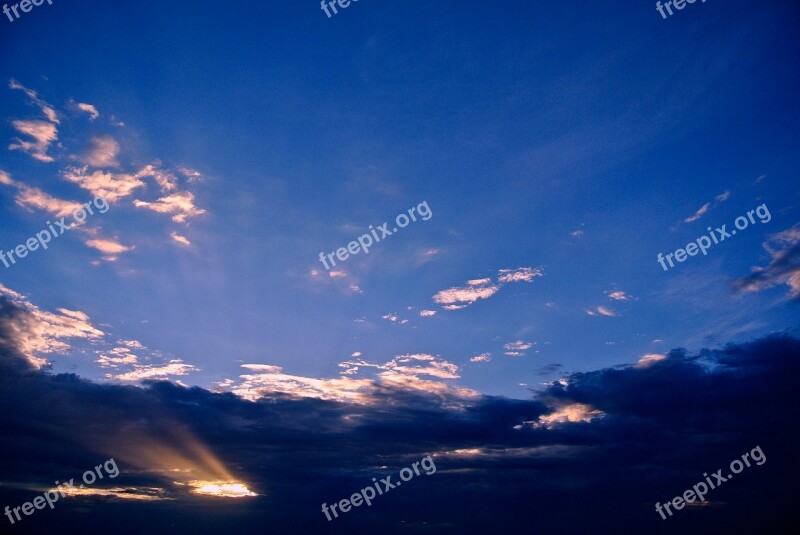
(683, 202, 711, 223)
(0, 288, 797, 534)
(419, 309, 436, 317)
(9, 120, 58, 162)
(64, 167, 146, 203)
(0, 284, 104, 368)
(433, 279, 500, 309)
(433, 267, 542, 310)
(606, 290, 631, 301)
(635, 353, 667, 368)
(683, 190, 730, 223)
(733, 223, 800, 299)
(108, 359, 199, 382)
(570, 229, 584, 237)
(170, 232, 191, 247)
(0, 170, 84, 218)
(133, 191, 206, 223)
(81, 136, 120, 168)
(497, 267, 542, 283)
(504, 341, 534, 356)
(586, 306, 617, 317)
(469, 353, 492, 363)
(9, 79, 59, 124)
(523, 403, 604, 430)
(77, 102, 100, 120)
(85, 238, 133, 262)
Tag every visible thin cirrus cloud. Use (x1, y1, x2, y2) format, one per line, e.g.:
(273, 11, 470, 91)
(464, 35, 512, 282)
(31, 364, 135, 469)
(433, 267, 542, 310)
(9, 79, 59, 123)
(683, 190, 730, 223)
(586, 306, 617, 317)
(107, 359, 199, 382)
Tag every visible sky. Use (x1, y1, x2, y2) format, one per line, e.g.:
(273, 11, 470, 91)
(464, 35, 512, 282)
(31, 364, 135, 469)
(1, 1, 799, 533)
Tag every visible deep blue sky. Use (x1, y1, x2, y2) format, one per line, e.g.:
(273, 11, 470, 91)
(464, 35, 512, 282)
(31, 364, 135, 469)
(1, 0, 798, 400)
(1, 1, 800, 534)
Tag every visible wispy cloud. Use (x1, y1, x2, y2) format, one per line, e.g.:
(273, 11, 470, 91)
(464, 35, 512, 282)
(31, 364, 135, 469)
(683, 190, 730, 223)
(586, 306, 617, 317)
(733, 223, 800, 299)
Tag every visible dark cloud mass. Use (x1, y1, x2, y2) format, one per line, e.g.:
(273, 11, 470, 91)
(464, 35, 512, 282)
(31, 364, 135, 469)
(1, 294, 798, 534)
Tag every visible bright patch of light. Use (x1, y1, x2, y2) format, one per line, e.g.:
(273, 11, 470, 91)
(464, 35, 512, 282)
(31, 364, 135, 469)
(186, 480, 257, 498)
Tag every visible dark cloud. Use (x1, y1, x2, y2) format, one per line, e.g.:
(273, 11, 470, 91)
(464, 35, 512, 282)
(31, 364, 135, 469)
(1, 294, 797, 534)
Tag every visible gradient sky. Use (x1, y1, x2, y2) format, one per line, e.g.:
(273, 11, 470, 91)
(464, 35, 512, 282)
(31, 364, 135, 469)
(1, 1, 799, 533)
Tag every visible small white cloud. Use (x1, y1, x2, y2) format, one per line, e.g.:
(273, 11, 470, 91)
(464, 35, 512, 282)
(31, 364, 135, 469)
(504, 340, 534, 356)
(469, 353, 491, 363)
(498, 267, 542, 283)
(170, 232, 191, 247)
(607, 290, 631, 301)
(77, 102, 100, 120)
(419, 309, 436, 317)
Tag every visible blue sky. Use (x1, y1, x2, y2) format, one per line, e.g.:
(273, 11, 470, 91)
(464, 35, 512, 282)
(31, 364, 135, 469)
(1, 0, 798, 403)
(2, 2, 800, 533)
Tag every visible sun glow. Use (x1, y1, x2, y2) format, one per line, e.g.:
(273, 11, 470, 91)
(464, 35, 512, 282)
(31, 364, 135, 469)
(186, 480, 257, 498)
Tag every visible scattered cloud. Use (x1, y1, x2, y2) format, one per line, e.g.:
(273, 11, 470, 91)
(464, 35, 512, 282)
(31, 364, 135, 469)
(419, 309, 436, 317)
(469, 353, 492, 363)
